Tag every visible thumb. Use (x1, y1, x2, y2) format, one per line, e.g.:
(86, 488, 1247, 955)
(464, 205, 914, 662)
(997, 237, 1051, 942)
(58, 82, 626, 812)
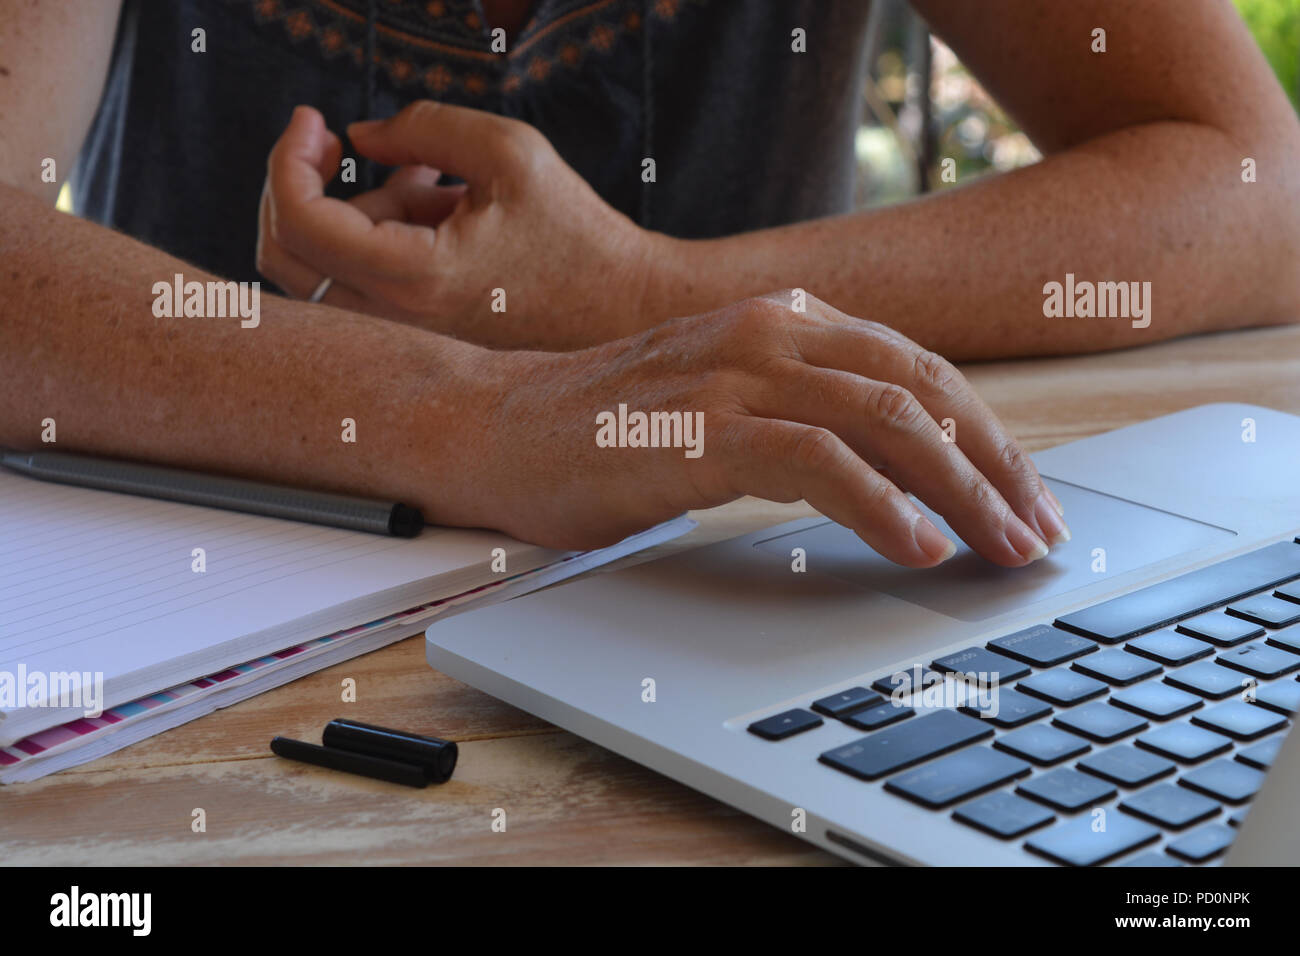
(348, 100, 526, 185)
(271, 105, 343, 204)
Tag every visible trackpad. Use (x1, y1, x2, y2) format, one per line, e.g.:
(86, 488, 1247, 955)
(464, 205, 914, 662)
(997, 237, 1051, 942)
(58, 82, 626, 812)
(753, 479, 1234, 622)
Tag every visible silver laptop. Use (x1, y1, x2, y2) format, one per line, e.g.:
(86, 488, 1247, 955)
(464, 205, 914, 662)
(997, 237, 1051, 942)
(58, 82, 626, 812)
(426, 403, 1300, 866)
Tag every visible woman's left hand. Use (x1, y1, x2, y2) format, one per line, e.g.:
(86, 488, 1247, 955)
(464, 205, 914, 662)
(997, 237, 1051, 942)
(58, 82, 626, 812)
(256, 102, 668, 350)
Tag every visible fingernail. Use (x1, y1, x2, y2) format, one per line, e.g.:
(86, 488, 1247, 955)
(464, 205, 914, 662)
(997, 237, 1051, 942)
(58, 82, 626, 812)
(1044, 485, 1065, 517)
(913, 515, 957, 564)
(1034, 491, 1072, 546)
(1005, 518, 1049, 564)
(348, 119, 382, 136)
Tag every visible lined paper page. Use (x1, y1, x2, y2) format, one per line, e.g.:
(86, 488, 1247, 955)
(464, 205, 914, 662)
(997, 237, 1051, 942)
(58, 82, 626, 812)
(0, 469, 560, 742)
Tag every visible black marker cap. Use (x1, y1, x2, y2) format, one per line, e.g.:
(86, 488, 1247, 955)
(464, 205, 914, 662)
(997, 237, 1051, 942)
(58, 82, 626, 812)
(323, 718, 458, 783)
(270, 736, 430, 788)
(387, 503, 424, 538)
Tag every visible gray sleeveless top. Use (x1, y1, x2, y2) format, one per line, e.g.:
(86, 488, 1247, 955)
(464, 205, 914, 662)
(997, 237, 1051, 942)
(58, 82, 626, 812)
(74, 0, 873, 284)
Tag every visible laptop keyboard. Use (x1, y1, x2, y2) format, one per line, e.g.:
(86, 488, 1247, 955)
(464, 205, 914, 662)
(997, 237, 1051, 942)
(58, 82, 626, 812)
(747, 538, 1300, 865)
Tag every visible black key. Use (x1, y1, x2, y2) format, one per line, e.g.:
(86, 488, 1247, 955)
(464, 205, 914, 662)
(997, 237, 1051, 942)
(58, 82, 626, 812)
(1019, 669, 1108, 706)
(1166, 824, 1236, 862)
(1226, 594, 1300, 628)
(1120, 782, 1221, 829)
(1110, 682, 1203, 721)
(1136, 723, 1233, 763)
(818, 710, 990, 781)
(932, 646, 1030, 684)
(1054, 540, 1300, 643)
(871, 666, 941, 698)
(1191, 699, 1288, 740)
(959, 687, 1052, 727)
(1026, 813, 1160, 866)
(1266, 624, 1300, 654)
(1121, 851, 1184, 867)
(953, 790, 1056, 839)
(1053, 702, 1148, 742)
(1276, 580, 1300, 603)
(842, 702, 913, 731)
(1236, 737, 1283, 769)
(885, 746, 1031, 808)
(1071, 649, 1162, 686)
(994, 723, 1091, 765)
(1216, 642, 1300, 679)
(1163, 661, 1249, 699)
(1252, 679, 1300, 715)
(988, 624, 1097, 667)
(811, 686, 883, 719)
(1077, 745, 1175, 787)
(748, 708, 822, 740)
(1177, 612, 1264, 647)
(1179, 757, 1266, 803)
(1018, 767, 1117, 812)
(1126, 629, 1214, 666)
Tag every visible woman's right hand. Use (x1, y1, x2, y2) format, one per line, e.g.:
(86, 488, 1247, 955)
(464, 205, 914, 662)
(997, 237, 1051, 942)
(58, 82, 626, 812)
(455, 291, 1069, 567)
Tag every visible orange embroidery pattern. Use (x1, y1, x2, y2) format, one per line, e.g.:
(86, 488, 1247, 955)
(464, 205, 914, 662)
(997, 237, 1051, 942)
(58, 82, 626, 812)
(239, 0, 702, 99)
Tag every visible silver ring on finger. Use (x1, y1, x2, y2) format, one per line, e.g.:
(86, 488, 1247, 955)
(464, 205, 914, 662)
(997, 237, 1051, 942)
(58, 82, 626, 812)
(307, 277, 333, 303)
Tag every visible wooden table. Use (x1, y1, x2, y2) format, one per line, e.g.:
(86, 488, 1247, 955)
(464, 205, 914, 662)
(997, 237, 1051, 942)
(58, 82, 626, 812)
(3, 325, 1298, 865)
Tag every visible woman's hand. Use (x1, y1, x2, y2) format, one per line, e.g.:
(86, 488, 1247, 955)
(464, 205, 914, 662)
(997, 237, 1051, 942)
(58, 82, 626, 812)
(256, 102, 666, 350)
(456, 291, 1069, 567)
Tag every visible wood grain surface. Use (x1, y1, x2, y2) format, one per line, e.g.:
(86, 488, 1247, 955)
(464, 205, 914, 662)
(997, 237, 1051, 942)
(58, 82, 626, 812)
(2, 324, 1297, 865)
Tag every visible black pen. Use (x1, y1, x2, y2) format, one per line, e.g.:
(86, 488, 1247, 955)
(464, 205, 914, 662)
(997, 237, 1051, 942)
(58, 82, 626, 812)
(1, 448, 424, 537)
(271, 722, 458, 787)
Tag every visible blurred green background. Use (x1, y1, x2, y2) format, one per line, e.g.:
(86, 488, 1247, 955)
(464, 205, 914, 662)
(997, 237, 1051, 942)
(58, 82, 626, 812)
(857, 0, 1300, 206)
(1238, 0, 1300, 104)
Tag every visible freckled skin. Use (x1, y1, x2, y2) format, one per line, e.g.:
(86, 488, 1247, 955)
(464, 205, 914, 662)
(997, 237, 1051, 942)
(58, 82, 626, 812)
(636, 1, 1300, 360)
(262, 2, 1299, 361)
(0, 0, 1296, 553)
(1, 188, 502, 530)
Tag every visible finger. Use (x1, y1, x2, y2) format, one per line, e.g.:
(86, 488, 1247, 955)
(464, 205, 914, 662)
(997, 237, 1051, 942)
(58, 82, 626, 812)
(261, 170, 438, 312)
(267, 106, 438, 282)
(788, 307, 1069, 549)
(270, 105, 342, 204)
(748, 362, 1049, 567)
(795, 308, 1064, 546)
(256, 184, 380, 312)
(256, 240, 373, 312)
(349, 166, 468, 227)
(874, 465, 911, 496)
(712, 417, 956, 568)
(347, 99, 531, 184)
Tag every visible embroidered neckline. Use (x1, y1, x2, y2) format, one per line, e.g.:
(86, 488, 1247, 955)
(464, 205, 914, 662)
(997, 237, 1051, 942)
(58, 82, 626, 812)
(244, 0, 700, 97)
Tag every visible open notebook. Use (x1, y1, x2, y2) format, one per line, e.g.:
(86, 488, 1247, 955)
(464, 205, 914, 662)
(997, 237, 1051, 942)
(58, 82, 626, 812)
(0, 520, 688, 783)
(0, 466, 692, 751)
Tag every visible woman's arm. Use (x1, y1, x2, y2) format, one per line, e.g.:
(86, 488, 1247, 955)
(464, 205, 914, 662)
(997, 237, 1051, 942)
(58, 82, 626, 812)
(643, 0, 1300, 360)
